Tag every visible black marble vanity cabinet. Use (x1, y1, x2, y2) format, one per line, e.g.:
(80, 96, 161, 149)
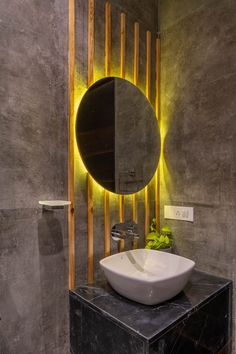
(70, 271, 232, 354)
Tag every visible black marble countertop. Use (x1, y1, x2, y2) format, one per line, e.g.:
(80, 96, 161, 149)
(70, 270, 231, 343)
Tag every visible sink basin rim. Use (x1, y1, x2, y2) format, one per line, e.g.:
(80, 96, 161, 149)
(100, 249, 195, 284)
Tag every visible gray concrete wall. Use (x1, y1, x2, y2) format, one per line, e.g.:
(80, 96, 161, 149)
(159, 0, 236, 350)
(74, 0, 158, 284)
(0, 0, 69, 353)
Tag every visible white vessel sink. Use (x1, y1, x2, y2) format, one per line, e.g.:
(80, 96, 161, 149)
(100, 249, 195, 305)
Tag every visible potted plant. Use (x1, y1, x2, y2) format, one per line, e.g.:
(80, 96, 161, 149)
(145, 218, 173, 253)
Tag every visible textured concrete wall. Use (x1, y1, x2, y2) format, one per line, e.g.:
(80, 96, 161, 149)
(74, 0, 158, 284)
(0, 0, 69, 353)
(159, 0, 236, 350)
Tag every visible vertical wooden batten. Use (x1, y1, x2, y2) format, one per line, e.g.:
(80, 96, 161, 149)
(119, 196, 125, 222)
(87, 0, 94, 283)
(155, 38, 160, 120)
(118, 195, 125, 252)
(105, 2, 111, 77)
(87, 175, 94, 283)
(120, 13, 126, 79)
(144, 30, 151, 237)
(88, 0, 94, 87)
(145, 31, 151, 100)
(68, 0, 75, 290)
(118, 12, 126, 252)
(155, 37, 161, 230)
(133, 22, 139, 87)
(104, 2, 111, 257)
(104, 190, 110, 257)
(132, 22, 139, 249)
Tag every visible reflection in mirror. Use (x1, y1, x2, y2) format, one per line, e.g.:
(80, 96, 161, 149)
(76, 77, 160, 194)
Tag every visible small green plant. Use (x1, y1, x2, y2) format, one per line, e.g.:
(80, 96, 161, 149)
(145, 219, 173, 250)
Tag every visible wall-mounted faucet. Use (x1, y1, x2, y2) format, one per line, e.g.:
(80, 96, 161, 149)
(111, 221, 139, 242)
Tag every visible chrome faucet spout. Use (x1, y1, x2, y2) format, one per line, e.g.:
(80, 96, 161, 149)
(111, 221, 139, 242)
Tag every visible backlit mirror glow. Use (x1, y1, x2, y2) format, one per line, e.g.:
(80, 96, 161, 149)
(76, 77, 160, 194)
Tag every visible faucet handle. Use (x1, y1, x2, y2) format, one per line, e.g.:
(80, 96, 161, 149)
(111, 230, 125, 241)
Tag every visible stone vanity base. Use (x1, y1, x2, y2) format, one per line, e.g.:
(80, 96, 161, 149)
(70, 271, 232, 354)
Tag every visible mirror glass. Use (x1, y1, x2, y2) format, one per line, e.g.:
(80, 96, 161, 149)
(76, 77, 160, 194)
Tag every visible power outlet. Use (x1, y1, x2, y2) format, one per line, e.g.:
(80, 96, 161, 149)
(164, 205, 194, 222)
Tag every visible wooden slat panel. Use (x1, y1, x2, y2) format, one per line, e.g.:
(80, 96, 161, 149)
(119, 195, 125, 222)
(105, 2, 111, 76)
(88, 0, 94, 87)
(118, 195, 125, 252)
(132, 22, 139, 249)
(144, 30, 152, 238)
(120, 13, 126, 79)
(144, 187, 149, 237)
(68, 0, 75, 290)
(155, 37, 161, 230)
(132, 195, 138, 249)
(155, 38, 160, 120)
(87, 174, 94, 283)
(87, 0, 94, 283)
(132, 22, 139, 223)
(145, 30, 151, 100)
(104, 190, 110, 257)
(118, 12, 126, 252)
(104, 2, 111, 257)
(132, 196, 137, 223)
(133, 22, 139, 86)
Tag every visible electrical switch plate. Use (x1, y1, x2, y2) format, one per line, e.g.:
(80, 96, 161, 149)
(164, 205, 194, 222)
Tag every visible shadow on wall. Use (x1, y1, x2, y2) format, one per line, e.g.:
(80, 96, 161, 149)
(38, 211, 68, 353)
(38, 211, 64, 255)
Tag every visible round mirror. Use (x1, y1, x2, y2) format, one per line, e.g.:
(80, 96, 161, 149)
(76, 77, 160, 194)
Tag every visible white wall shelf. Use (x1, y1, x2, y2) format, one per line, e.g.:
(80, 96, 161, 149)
(39, 200, 71, 210)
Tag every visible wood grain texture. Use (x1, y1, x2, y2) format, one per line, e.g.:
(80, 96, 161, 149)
(87, 0, 94, 283)
(146, 30, 151, 100)
(104, 190, 110, 257)
(104, 2, 111, 258)
(132, 21, 139, 247)
(155, 37, 161, 230)
(120, 13, 126, 79)
(119, 195, 125, 252)
(118, 12, 126, 252)
(88, 0, 94, 86)
(87, 174, 94, 283)
(144, 187, 149, 237)
(105, 2, 111, 76)
(68, 0, 75, 290)
(119, 195, 125, 222)
(132, 195, 137, 223)
(155, 37, 160, 120)
(132, 193, 138, 248)
(133, 22, 139, 86)
(144, 30, 151, 238)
